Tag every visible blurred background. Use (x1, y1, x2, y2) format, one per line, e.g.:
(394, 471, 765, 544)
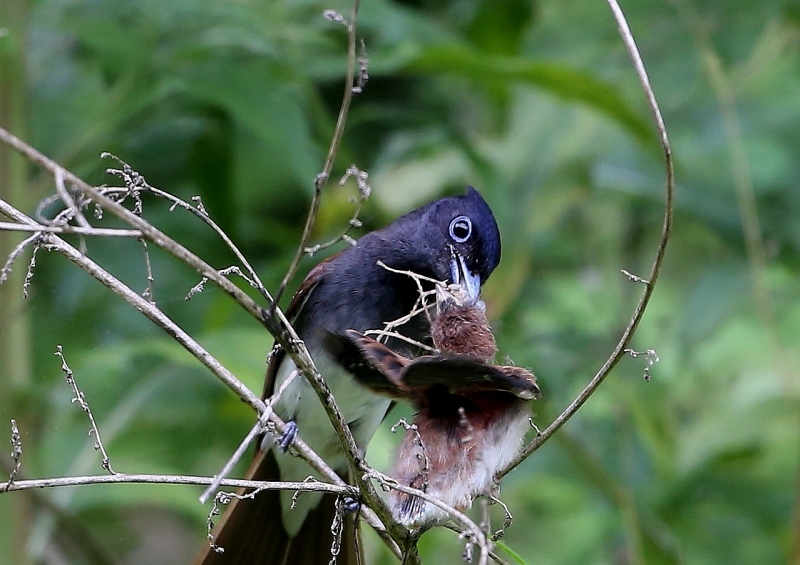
(1, 0, 798, 563)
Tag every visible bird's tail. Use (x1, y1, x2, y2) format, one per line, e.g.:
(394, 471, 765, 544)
(194, 448, 360, 565)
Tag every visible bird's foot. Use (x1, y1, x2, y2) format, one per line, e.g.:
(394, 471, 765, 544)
(343, 496, 360, 513)
(278, 421, 298, 452)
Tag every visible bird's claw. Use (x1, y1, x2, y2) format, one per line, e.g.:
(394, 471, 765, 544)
(278, 421, 298, 452)
(343, 496, 360, 513)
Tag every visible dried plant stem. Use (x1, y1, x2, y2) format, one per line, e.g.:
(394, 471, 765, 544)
(0, 222, 140, 237)
(0, 130, 398, 556)
(102, 153, 271, 303)
(2, 123, 377, 512)
(0, 199, 346, 486)
(3, 419, 22, 492)
(271, 0, 363, 309)
(499, 0, 674, 479)
(0, 473, 352, 494)
(56, 346, 116, 474)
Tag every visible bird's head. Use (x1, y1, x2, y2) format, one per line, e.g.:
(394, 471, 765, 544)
(387, 187, 501, 305)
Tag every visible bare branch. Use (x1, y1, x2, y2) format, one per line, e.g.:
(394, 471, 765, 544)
(3, 419, 22, 493)
(55, 345, 116, 474)
(0, 222, 141, 237)
(0, 473, 352, 495)
(0, 131, 366, 486)
(0, 129, 402, 554)
(624, 348, 660, 381)
(270, 1, 364, 310)
(102, 152, 271, 304)
(498, 0, 674, 479)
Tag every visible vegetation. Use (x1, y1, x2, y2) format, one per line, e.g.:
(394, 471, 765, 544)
(0, 0, 797, 563)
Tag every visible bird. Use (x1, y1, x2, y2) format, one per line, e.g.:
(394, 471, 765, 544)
(341, 283, 540, 528)
(196, 187, 502, 564)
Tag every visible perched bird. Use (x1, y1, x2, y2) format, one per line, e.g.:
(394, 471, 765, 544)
(196, 188, 501, 564)
(342, 284, 540, 527)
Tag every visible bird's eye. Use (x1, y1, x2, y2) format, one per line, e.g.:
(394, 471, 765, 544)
(449, 216, 472, 243)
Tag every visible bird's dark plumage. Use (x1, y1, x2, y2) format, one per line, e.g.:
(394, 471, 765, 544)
(196, 188, 501, 564)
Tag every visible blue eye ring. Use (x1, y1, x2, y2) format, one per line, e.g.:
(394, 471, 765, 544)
(449, 215, 472, 243)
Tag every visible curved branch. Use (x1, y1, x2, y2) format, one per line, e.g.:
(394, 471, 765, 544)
(0, 473, 353, 495)
(271, 0, 363, 309)
(499, 0, 675, 479)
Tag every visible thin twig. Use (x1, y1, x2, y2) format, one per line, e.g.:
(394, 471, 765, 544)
(0, 473, 352, 494)
(0, 232, 38, 285)
(199, 422, 264, 507)
(498, 0, 674, 479)
(22, 239, 40, 299)
(363, 329, 436, 352)
(488, 495, 513, 541)
(54, 168, 92, 230)
(270, 1, 363, 311)
(329, 496, 346, 565)
(3, 419, 22, 493)
(0, 221, 141, 237)
(624, 348, 659, 381)
(186, 266, 260, 301)
(304, 165, 371, 256)
(621, 269, 649, 284)
(139, 238, 155, 303)
(102, 153, 272, 304)
(55, 345, 116, 474)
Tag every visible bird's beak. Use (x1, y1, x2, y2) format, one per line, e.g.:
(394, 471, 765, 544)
(449, 251, 481, 306)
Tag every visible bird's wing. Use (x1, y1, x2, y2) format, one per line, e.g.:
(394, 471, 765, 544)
(323, 329, 413, 398)
(403, 354, 541, 399)
(261, 252, 338, 399)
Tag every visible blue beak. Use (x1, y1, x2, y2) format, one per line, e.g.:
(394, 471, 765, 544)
(449, 253, 481, 306)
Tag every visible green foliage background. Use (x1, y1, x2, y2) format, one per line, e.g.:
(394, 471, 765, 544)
(1, 0, 798, 563)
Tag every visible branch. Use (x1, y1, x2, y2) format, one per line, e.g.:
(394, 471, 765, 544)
(0, 222, 141, 237)
(0, 127, 378, 515)
(3, 419, 22, 493)
(0, 134, 401, 556)
(0, 473, 352, 495)
(101, 152, 271, 303)
(498, 0, 674, 479)
(271, 1, 364, 309)
(56, 345, 116, 474)
(0, 198, 347, 489)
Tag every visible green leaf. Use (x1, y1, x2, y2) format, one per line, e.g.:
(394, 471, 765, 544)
(403, 45, 653, 143)
(494, 540, 529, 565)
